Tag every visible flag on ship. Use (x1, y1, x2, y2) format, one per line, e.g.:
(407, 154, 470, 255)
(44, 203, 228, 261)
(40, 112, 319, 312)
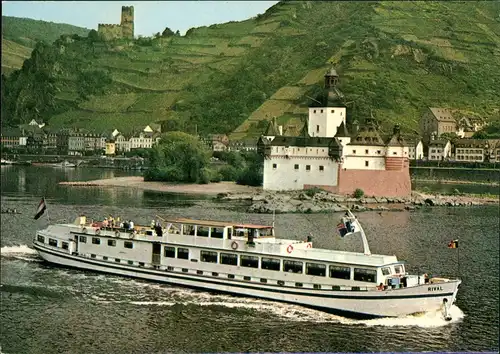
(34, 198, 47, 220)
(448, 239, 459, 249)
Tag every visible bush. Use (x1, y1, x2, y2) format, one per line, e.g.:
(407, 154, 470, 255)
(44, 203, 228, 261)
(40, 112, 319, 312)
(236, 166, 262, 186)
(353, 188, 364, 199)
(219, 165, 240, 181)
(305, 186, 323, 197)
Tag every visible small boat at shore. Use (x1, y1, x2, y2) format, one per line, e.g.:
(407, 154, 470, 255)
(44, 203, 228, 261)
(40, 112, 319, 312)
(51, 160, 77, 168)
(1, 159, 15, 165)
(33, 210, 460, 319)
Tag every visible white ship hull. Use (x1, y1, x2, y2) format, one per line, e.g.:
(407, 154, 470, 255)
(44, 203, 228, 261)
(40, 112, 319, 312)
(33, 241, 460, 319)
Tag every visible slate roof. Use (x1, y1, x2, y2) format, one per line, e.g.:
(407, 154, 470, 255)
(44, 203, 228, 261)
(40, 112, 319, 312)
(334, 121, 350, 138)
(266, 135, 341, 148)
(429, 107, 456, 122)
(348, 118, 385, 146)
(454, 139, 489, 148)
(264, 119, 280, 136)
(428, 139, 450, 147)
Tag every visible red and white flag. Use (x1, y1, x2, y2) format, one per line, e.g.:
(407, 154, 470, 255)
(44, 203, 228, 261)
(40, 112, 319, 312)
(34, 198, 47, 220)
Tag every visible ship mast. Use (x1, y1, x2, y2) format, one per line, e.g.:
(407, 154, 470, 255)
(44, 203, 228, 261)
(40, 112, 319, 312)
(346, 209, 371, 255)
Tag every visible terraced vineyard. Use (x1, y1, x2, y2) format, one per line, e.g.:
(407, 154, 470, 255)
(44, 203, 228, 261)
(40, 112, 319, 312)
(3, 1, 500, 137)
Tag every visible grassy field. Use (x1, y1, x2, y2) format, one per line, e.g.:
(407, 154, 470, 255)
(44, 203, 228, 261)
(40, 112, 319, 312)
(3, 1, 500, 138)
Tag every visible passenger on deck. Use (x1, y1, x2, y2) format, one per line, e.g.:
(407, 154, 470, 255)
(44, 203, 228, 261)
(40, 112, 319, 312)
(377, 283, 384, 291)
(424, 273, 429, 284)
(128, 220, 134, 231)
(151, 220, 155, 228)
(123, 221, 129, 230)
(102, 218, 109, 228)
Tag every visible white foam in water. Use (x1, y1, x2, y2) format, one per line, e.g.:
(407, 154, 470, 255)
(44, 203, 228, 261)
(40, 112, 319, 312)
(0, 244, 37, 255)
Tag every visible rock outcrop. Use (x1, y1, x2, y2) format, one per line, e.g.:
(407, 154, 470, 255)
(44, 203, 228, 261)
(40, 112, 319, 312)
(215, 190, 496, 214)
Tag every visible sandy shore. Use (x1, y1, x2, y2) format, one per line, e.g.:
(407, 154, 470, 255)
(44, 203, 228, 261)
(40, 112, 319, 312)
(59, 176, 262, 195)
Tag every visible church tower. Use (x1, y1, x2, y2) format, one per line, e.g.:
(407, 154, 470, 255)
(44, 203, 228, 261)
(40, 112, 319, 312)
(121, 6, 134, 39)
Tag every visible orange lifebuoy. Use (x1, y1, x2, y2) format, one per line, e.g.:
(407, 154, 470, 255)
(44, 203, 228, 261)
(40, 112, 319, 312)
(231, 241, 238, 250)
(287, 245, 293, 253)
(306, 243, 312, 248)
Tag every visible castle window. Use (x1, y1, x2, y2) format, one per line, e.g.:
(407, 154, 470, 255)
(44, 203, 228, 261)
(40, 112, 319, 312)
(272, 163, 277, 169)
(319, 165, 324, 171)
(320, 109, 324, 113)
(365, 149, 369, 154)
(352, 150, 356, 154)
(331, 110, 334, 113)
(365, 161, 369, 167)
(294, 164, 299, 170)
(306, 165, 311, 171)
(393, 152, 397, 155)
(313, 110, 317, 113)
(316, 125, 320, 133)
(377, 150, 381, 154)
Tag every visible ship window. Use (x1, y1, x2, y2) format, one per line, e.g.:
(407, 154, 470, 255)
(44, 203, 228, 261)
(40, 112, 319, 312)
(92, 237, 100, 245)
(103, 256, 108, 260)
(49, 238, 58, 247)
(306, 165, 311, 171)
(37, 235, 45, 243)
(200, 250, 218, 263)
(211, 227, 224, 239)
(115, 258, 120, 263)
(313, 284, 321, 290)
(197, 226, 209, 237)
(62, 242, 69, 250)
(128, 260, 133, 265)
(260, 278, 267, 283)
(183, 225, 195, 236)
(319, 165, 324, 171)
(243, 276, 251, 281)
(306, 262, 326, 276)
(197, 270, 203, 275)
(79, 236, 87, 243)
(164, 246, 176, 258)
(241, 255, 259, 268)
(353, 268, 377, 283)
(212, 272, 219, 277)
(277, 280, 285, 286)
(381, 267, 391, 276)
(91, 254, 96, 258)
(124, 241, 133, 249)
(295, 282, 303, 287)
(284, 260, 303, 274)
(177, 248, 189, 259)
(108, 239, 116, 247)
(329, 265, 351, 279)
(182, 268, 188, 273)
(261, 257, 280, 271)
(167, 266, 173, 271)
(221, 253, 238, 265)
(228, 274, 235, 279)
(394, 265, 403, 274)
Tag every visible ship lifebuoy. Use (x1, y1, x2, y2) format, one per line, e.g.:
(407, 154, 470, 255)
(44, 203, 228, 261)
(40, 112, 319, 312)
(306, 243, 312, 248)
(95, 228, 100, 235)
(129, 231, 136, 239)
(231, 241, 238, 250)
(82, 228, 87, 234)
(115, 230, 120, 237)
(287, 245, 293, 253)
(91, 223, 98, 227)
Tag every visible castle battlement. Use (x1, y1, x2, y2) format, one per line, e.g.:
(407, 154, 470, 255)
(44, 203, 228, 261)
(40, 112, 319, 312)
(97, 6, 134, 40)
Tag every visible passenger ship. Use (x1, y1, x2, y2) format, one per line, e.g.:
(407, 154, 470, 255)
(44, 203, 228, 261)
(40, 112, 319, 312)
(33, 211, 461, 319)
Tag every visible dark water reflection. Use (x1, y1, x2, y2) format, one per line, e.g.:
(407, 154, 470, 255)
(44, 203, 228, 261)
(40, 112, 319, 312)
(0, 166, 499, 353)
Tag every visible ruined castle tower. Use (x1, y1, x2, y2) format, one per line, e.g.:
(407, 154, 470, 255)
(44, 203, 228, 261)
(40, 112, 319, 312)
(120, 6, 134, 39)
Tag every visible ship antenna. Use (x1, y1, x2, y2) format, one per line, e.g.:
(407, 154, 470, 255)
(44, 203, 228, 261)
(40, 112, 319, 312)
(272, 208, 275, 228)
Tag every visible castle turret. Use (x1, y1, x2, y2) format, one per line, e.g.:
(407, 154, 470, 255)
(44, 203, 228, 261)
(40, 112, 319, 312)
(121, 6, 134, 39)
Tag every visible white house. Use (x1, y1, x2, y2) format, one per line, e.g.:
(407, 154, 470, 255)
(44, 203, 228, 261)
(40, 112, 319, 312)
(428, 139, 451, 160)
(407, 139, 424, 160)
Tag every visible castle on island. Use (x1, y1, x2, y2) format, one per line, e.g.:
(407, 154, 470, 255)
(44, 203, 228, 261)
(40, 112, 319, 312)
(257, 68, 411, 198)
(98, 6, 134, 41)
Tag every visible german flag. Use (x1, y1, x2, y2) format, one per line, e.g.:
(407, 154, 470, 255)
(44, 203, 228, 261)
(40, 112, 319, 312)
(448, 239, 459, 249)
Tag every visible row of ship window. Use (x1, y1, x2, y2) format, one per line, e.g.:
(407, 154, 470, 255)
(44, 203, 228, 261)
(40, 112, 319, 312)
(165, 247, 377, 283)
(39, 236, 377, 283)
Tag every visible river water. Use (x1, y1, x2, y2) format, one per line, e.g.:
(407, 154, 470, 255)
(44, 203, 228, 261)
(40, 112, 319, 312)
(1, 166, 499, 353)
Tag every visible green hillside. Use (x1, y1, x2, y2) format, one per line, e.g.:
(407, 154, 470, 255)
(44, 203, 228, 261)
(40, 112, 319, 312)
(1, 16, 90, 74)
(2, 1, 499, 137)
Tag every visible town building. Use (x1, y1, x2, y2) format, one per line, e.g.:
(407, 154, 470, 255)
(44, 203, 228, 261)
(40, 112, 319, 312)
(454, 138, 500, 162)
(420, 107, 457, 143)
(405, 138, 424, 160)
(258, 67, 411, 197)
(428, 139, 452, 161)
(456, 116, 485, 138)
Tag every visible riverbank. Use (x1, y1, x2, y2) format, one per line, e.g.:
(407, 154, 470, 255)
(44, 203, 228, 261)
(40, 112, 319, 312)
(59, 176, 498, 213)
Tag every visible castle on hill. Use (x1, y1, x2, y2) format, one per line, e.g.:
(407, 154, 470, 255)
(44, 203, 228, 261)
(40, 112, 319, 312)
(257, 68, 411, 198)
(98, 6, 134, 41)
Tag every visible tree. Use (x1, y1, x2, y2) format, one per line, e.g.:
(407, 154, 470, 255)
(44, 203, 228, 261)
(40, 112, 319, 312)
(145, 131, 211, 183)
(162, 27, 175, 37)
